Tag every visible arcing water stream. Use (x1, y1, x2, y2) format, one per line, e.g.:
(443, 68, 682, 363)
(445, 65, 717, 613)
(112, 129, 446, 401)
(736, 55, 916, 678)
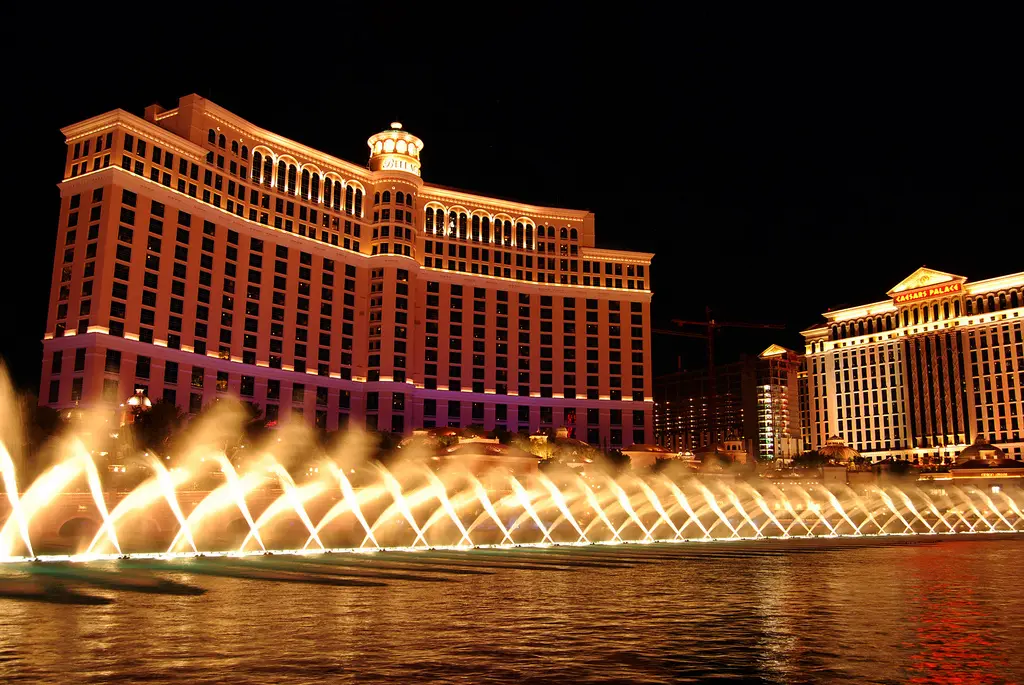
(1, 430, 1021, 563)
(1, 372, 1021, 563)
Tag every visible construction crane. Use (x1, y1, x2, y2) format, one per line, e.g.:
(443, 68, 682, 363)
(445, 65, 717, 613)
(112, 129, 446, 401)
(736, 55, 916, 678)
(653, 307, 784, 448)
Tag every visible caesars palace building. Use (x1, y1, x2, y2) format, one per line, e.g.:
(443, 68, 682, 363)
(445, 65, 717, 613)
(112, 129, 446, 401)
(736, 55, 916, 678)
(40, 94, 654, 446)
(802, 267, 1024, 463)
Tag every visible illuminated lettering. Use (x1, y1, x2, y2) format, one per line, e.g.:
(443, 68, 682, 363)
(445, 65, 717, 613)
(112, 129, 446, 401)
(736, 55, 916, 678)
(892, 281, 962, 305)
(378, 155, 420, 176)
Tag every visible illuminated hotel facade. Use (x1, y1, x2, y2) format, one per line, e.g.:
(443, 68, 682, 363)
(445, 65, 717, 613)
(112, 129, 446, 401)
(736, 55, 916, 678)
(802, 268, 1024, 463)
(40, 94, 654, 446)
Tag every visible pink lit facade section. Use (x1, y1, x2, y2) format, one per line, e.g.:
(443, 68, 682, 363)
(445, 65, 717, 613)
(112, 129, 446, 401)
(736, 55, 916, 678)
(40, 95, 654, 447)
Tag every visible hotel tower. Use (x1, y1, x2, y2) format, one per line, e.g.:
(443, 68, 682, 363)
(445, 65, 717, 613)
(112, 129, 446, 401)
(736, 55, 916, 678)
(40, 95, 654, 446)
(802, 268, 1024, 463)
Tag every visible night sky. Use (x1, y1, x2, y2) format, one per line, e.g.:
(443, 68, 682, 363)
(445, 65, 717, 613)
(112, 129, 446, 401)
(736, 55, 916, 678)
(3, 13, 1020, 395)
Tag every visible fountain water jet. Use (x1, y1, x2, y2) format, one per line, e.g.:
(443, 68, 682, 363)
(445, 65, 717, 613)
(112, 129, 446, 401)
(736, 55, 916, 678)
(80, 444, 121, 554)
(538, 473, 589, 542)
(605, 477, 652, 541)
(695, 481, 740, 538)
(465, 474, 514, 544)
(420, 468, 473, 546)
(0, 442, 33, 558)
(374, 464, 429, 547)
(509, 476, 554, 543)
(634, 477, 681, 540)
(661, 478, 712, 539)
(312, 463, 380, 549)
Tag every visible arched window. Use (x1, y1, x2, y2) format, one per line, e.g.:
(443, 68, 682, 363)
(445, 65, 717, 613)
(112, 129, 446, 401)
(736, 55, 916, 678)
(345, 186, 354, 213)
(287, 164, 297, 195)
(966, 299, 973, 315)
(525, 225, 534, 250)
(999, 293, 1007, 310)
(277, 160, 287, 189)
(1012, 291, 1020, 309)
(310, 174, 320, 203)
(988, 295, 996, 312)
(241, 145, 249, 160)
(954, 300, 961, 317)
(406, 194, 413, 206)
(374, 192, 380, 205)
(472, 215, 480, 241)
(570, 228, 578, 240)
(943, 302, 950, 319)
(396, 191, 404, 204)
(263, 156, 273, 185)
(231, 140, 239, 154)
(208, 129, 216, 144)
(516, 222, 524, 246)
(251, 152, 263, 183)
(425, 208, 434, 233)
(218, 134, 226, 149)
(903, 311, 909, 327)
(560, 227, 568, 239)
(503, 221, 512, 246)
(831, 325, 838, 339)
(459, 213, 467, 239)
(548, 226, 555, 238)
(448, 211, 457, 235)
(354, 189, 363, 216)
(382, 191, 391, 204)
(482, 217, 490, 242)
(300, 169, 310, 199)
(913, 309, 919, 325)
(324, 179, 333, 207)
(333, 181, 342, 211)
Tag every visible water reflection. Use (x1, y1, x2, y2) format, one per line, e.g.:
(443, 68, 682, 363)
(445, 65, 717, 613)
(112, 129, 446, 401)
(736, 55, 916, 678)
(1, 539, 1021, 683)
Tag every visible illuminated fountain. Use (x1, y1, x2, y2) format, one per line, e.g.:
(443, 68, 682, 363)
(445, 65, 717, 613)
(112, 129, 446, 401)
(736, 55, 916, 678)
(0, 379, 1021, 564)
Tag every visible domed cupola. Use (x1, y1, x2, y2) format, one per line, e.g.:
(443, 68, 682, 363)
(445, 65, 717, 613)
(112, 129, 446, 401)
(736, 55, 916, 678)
(367, 122, 424, 177)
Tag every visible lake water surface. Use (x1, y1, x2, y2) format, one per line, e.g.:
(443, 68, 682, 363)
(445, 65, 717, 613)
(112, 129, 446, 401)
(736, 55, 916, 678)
(1, 537, 1021, 683)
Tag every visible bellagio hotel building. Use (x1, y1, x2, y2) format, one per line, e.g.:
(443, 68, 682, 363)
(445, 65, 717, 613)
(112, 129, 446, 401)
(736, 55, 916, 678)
(802, 267, 1024, 463)
(40, 94, 654, 446)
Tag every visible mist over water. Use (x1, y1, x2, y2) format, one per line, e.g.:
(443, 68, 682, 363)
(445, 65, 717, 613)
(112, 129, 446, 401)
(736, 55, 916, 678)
(1, 362, 1020, 559)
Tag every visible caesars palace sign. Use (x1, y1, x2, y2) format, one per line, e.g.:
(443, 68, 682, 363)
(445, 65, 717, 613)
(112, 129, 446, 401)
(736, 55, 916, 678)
(892, 281, 962, 305)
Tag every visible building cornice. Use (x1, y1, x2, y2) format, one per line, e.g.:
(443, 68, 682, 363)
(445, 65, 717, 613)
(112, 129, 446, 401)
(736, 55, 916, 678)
(580, 247, 654, 263)
(965, 271, 1024, 295)
(420, 185, 592, 223)
(61, 109, 206, 161)
(179, 97, 598, 223)
(820, 300, 897, 323)
(199, 99, 373, 184)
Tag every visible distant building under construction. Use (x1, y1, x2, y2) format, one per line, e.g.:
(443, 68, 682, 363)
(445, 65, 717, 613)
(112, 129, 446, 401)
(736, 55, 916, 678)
(653, 345, 803, 462)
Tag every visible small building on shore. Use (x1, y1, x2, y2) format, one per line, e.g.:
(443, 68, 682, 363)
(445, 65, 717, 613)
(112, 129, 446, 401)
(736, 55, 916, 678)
(946, 436, 1024, 485)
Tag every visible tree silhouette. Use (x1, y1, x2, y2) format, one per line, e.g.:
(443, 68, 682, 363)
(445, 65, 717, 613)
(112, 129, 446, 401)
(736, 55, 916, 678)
(133, 399, 185, 451)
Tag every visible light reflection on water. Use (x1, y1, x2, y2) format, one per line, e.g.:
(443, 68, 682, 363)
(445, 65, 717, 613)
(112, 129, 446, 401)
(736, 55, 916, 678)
(1, 539, 1021, 684)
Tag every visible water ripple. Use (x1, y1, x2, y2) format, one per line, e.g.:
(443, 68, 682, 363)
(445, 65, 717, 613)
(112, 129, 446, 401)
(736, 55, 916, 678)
(1, 539, 1021, 683)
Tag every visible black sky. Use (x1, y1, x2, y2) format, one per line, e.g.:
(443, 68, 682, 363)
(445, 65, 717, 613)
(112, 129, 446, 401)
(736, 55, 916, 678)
(3, 10, 1021, 394)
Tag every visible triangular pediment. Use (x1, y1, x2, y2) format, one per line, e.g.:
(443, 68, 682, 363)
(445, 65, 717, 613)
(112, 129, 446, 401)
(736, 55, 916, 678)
(887, 267, 966, 297)
(758, 344, 792, 358)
